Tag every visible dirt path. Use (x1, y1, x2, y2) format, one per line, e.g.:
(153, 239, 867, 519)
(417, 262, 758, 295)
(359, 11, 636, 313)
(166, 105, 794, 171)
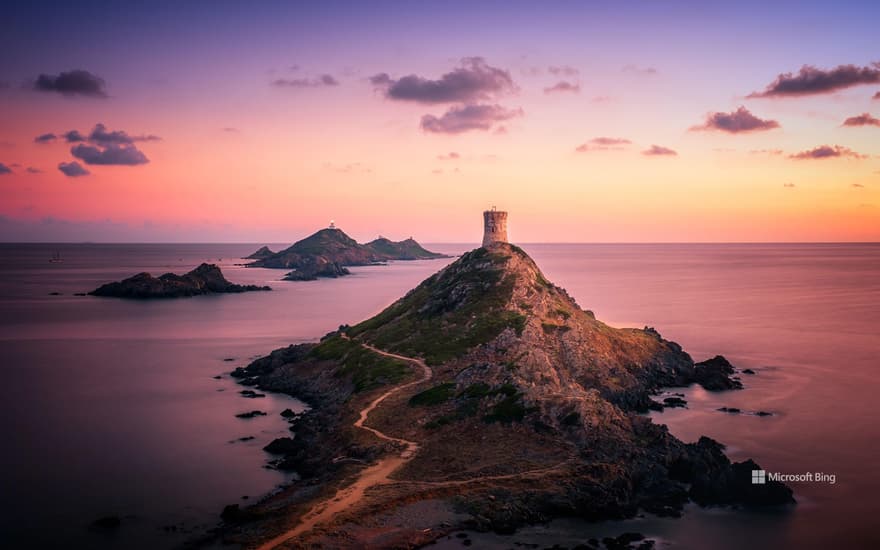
(255, 340, 432, 550)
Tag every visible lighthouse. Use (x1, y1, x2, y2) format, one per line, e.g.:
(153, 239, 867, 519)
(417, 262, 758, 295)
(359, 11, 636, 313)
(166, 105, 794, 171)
(482, 207, 508, 247)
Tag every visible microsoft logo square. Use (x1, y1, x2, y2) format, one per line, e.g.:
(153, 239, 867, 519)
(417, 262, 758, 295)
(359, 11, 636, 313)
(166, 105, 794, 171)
(752, 470, 766, 484)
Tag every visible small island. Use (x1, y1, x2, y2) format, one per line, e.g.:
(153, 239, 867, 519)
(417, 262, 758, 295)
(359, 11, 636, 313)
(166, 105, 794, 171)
(217, 211, 793, 549)
(245, 225, 450, 281)
(89, 263, 271, 299)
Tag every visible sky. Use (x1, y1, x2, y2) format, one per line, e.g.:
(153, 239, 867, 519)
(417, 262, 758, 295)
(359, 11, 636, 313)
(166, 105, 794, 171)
(1, 0, 879, 243)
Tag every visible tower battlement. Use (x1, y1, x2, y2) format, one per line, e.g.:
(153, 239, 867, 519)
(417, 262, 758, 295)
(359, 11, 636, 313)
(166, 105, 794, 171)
(482, 208, 508, 247)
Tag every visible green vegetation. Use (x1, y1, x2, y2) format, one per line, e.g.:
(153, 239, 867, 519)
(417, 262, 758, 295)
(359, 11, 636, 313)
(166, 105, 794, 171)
(409, 382, 456, 406)
(309, 336, 410, 393)
(348, 247, 529, 365)
(554, 308, 571, 320)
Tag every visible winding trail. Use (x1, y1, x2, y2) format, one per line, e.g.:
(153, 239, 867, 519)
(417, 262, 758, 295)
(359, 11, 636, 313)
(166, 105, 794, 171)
(255, 340, 432, 550)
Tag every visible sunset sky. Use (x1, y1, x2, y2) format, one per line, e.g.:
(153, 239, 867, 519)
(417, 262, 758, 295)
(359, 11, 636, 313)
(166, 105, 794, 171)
(1, 1, 878, 243)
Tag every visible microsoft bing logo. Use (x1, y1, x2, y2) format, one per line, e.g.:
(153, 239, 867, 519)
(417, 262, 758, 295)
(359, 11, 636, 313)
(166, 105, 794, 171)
(752, 470, 766, 484)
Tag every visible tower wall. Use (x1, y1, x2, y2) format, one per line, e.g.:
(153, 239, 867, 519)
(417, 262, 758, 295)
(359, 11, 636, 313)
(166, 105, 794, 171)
(482, 210, 508, 247)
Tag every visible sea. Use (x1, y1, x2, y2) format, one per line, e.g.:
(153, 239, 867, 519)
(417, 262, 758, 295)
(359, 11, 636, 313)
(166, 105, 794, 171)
(0, 243, 877, 549)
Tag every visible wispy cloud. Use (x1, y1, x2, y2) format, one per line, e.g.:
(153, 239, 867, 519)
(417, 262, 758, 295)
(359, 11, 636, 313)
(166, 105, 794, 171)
(34, 133, 57, 144)
(789, 145, 866, 160)
(783, 182, 796, 188)
(750, 148, 784, 156)
(690, 106, 780, 133)
(437, 152, 460, 160)
(548, 65, 579, 77)
(33, 70, 107, 97)
(544, 81, 580, 94)
(575, 137, 632, 152)
(0, 162, 12, 175)
(748, 63, 880, 98)
(272, 74, 339, 88)
(622, 64, 657, 75)
(842, 113, 880, 127)
(420, 104, 522, 134)
(642, 145, 677, 156)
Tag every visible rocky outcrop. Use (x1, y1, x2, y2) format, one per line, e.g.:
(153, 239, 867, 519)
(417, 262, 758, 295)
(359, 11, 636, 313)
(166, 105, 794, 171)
(364, 237, 447, 260)
(220, 242, 792, 547)
(245, 246, 275, 259)
(246, 227, 449, 281)
(89, 263, 271, 299)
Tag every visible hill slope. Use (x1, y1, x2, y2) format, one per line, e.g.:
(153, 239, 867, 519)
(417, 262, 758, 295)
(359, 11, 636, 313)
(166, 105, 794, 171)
(222, 243, 792, 547)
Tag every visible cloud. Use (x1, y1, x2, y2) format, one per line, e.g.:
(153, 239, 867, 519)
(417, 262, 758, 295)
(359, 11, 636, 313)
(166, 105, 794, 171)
(272, 74, 339, 88)
(788, 145, 866, 160)
(58, 161, 89, 177)
(750, 148, 784, 155)
(371, 57, 515, 104)
(34, 133, 57, 144)
(575, 137, 632, 152)
(33, 70, 107, 97)
(26, 167, 42, 174)
(591, 95, 613, 103)
(420, 103, 522, 134)
(783, 183, 796, 188)
(437, 152, 460, 160)
(71, 143, 149, 165)
(544, 81, 580, 94)
(852, 183, 865, 188)
(63, 130, 86, 143)
(0, 163, 12, 175)
(874, 91, 880, 100)
(642, 145, 677, 156)
(88, 123, 160, 145)
(221, 127, 239, 133)
(622, 64, 657, 75)
(748, 63, 880, 98)
(548, 65, 579, 77)
(842, 113, 880, 127)
(690, 106, 780, 133)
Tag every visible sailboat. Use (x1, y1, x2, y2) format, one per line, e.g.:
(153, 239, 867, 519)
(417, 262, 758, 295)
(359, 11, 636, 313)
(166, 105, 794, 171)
(49, 251, 62, 263)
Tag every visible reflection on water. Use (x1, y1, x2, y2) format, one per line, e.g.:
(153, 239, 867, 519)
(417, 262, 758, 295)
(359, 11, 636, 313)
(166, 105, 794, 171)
(0, 242, 877, 548)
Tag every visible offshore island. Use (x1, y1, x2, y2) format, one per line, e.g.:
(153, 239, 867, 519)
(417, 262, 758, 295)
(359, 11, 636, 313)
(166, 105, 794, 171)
(245, 225, 449, 281)
(214, 210, 793, 549)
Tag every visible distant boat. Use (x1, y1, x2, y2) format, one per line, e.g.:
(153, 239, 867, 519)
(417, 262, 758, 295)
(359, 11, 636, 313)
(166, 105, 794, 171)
(49, 251, 63, 263)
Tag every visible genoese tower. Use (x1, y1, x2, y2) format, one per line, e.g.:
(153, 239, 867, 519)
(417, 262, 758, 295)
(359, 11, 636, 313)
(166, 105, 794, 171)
(482, 207, 508, 247)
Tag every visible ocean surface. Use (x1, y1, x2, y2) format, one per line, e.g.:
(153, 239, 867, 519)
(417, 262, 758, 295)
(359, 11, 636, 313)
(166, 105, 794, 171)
(0, 242, 877, 549)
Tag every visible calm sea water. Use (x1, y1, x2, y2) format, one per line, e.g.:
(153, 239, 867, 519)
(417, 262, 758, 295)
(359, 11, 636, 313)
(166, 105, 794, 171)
(0, 243, 878, 549)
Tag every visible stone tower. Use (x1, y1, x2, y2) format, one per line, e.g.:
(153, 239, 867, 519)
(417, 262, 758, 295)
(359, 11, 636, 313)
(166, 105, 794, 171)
(482, 207, 508, 247)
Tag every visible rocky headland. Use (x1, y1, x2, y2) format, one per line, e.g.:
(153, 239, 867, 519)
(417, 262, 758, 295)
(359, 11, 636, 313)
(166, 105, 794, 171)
(213, 242, 792, 549)
(89, 263, 271, 299)
(245, 227, 449, 281)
